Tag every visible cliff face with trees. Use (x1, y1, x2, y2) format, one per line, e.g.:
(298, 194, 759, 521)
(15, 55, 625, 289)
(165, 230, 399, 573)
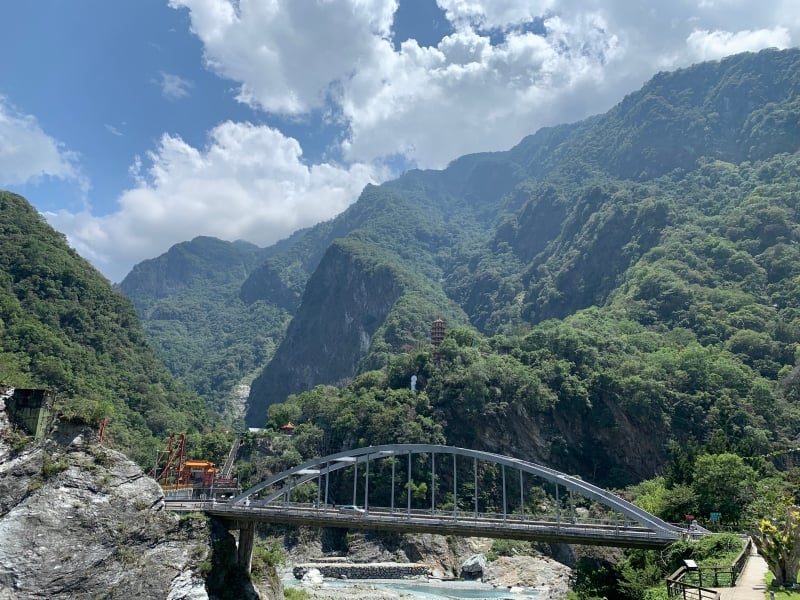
(2, 47, 799, 600)
(242, 48, 800, 433)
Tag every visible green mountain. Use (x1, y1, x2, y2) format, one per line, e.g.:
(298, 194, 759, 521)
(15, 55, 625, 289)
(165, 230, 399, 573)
(0, 191, 219, 464)
(119, 48, 800, 487)
(118, 236, 293, 415)
(241, 48, 800, 425)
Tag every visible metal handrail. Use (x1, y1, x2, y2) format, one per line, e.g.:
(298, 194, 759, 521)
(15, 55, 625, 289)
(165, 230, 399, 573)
(666, 567, 720, 600)
(666, 538, 752, 598)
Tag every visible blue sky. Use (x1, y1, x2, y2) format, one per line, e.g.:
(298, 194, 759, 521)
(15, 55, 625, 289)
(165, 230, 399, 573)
(1, 1, 796, 282)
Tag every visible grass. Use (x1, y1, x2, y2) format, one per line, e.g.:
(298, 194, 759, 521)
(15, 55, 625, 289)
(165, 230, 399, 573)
(765, 573, 800, 599)
(284, 587, 311, 600)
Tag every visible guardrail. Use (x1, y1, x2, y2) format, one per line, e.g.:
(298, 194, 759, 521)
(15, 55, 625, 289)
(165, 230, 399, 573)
(165, 499, 680, 548)
(666, 567, 720, 600)
(666, 537, 752, 598)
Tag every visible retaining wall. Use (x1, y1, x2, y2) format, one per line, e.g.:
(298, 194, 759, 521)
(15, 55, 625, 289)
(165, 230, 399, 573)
(293, 562, 429, 579)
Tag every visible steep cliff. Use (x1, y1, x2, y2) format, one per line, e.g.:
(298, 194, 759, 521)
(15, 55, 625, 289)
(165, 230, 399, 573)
(0, 396, 264, 600)
(246, 240, 406, 425)
(243, 48, 800, 425)
(0, 191, 219, 465)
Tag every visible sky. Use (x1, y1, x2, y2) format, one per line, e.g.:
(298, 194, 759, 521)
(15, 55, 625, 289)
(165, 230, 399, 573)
(1, 1, 797, 283)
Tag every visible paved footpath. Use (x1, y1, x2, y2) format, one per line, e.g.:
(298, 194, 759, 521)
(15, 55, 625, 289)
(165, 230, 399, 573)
(715, 550, 769, 600)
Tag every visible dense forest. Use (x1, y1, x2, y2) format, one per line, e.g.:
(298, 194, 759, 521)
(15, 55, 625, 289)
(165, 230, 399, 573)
(4, 47, 800, 599)
(120, 49, 800, 429)
(119, 236, 293, 415)
(0, 192, 225, 465)
(4, 49, 800, 524)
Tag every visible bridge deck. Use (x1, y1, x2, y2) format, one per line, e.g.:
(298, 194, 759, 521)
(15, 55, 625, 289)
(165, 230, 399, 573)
(167, 501, 680, 549)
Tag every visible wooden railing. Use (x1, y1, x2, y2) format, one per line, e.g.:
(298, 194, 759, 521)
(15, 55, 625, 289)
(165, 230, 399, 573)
(666, 538, 753, 599)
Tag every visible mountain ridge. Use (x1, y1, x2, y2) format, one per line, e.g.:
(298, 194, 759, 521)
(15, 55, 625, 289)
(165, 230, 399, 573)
(115, 49, 800, 446)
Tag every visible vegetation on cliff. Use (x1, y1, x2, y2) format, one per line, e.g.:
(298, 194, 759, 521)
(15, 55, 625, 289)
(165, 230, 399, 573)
(119, 236, 292, 413)
(0, 191, 222, 464)
(241, 48, 800, 427)
(105, 50, 800, 507)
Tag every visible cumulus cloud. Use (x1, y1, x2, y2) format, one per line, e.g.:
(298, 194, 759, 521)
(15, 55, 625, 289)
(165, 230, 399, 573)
(48, 0, 800, 280)
(159, 72, 193, 100)
(48, 121, 381, 282)
(341, 12, 623, 166)
(686, 27, 791, 61)
(0, 97, 84, 187)
(436, 0, 555, 31)
(168, 0, 798, 170)
(168, 0, 398, 114)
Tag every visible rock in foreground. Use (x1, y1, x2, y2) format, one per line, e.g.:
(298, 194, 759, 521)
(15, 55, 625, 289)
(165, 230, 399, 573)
(0, 415, 210, 599)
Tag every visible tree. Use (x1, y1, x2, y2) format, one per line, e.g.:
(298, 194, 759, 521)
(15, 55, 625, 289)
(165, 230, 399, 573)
(692, 453, 757, 525)
(753, 506, 800, 587)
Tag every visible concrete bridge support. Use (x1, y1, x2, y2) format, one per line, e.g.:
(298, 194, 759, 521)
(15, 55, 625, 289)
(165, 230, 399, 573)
(237, 521, 256, 573)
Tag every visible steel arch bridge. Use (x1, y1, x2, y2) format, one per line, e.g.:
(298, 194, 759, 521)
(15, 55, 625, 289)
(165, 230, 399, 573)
(203, 444, 685, 549)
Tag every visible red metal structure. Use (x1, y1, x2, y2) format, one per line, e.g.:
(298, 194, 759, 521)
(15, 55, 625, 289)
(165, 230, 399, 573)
(97, 418, 107, 445)
(153, 433, 187, 486)
(152, 433, 240, 499)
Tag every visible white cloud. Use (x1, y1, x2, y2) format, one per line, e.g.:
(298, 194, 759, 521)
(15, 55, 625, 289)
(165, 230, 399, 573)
(48, 121, 382, 282)
(169, 0, 398, 114)
(0, 97, 84, 187)
(47, 0, 800, 281)
(104, 123, 123, 137)
(436, 0, 555, 31)
(159, 71, 193, 100)
(167, 0, 798, 171)
(686, 27, 791, 61)
(340, 14, 623, 166)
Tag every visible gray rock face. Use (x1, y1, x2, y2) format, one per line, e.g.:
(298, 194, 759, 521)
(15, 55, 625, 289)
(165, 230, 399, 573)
(0, 417, 212, 600)
(483, 555, 572, 598)
(460, 553, 487, 578)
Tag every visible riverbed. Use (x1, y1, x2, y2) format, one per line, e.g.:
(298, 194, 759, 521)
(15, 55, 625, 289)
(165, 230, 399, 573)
(281, 574, 541, 599)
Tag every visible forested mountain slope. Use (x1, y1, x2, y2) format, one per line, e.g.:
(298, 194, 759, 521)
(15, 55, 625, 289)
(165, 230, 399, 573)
(118, 236, 293, 410)
(243, 48, 800, 426)
(0, 192, 219, 464)
(264, 150, 800, 489)
(118, 46, 800, 485)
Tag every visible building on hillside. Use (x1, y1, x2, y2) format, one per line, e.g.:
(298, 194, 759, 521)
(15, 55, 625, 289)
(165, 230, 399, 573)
(5, 388, 54, 440)
(431, 319, 446, 359)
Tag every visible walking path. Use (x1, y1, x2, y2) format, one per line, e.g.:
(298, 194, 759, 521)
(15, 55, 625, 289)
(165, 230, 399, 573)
(716, 550, 769, 600)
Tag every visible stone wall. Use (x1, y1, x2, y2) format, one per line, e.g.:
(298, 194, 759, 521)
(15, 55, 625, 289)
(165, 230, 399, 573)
(293, 562, 429, 580)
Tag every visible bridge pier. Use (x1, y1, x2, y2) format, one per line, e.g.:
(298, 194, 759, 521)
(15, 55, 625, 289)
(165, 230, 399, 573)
(237, 521, 256, 573)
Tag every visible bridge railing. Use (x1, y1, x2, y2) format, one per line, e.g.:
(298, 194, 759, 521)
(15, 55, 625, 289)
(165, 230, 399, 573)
(167, 499, 678, 547)
(239, 499, 647, 527)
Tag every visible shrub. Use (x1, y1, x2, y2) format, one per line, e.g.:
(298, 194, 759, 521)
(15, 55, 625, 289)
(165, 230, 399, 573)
(41, 455, 68, 479)
(284, 587, 311, 600)
(251, 541, 285, 578)
(196, 559, 213, 577)
(486, 539, 533, 561)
